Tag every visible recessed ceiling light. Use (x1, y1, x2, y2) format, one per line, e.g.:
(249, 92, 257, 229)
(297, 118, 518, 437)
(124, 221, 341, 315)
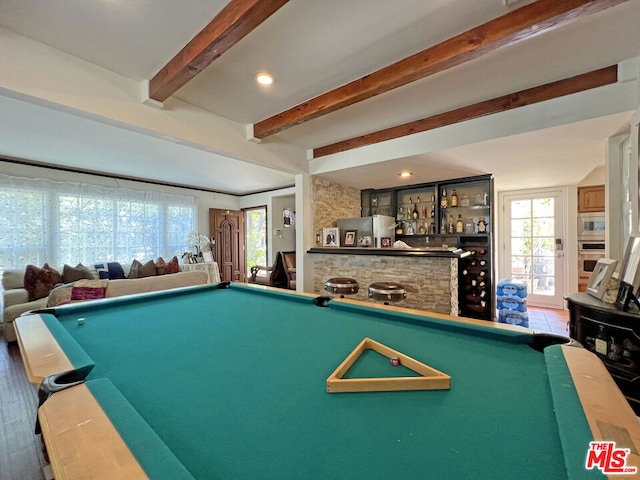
(399, 172, 413, 177)
(255, 72, 275, 86)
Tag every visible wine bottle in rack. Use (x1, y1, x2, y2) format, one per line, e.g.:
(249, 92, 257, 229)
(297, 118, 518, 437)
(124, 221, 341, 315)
(450, 189, 458, 207)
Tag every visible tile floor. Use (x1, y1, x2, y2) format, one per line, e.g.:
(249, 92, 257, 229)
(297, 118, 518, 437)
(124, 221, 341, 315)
(526, 306, 570, 336)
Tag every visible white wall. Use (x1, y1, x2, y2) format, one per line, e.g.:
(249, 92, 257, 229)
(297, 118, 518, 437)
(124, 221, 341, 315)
(578, 166, 606, 186)
(270, 195, 296, 260)
(240, 187, 296, 264)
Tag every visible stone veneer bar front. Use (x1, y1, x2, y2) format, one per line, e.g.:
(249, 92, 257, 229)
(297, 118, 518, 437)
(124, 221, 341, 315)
(308, 248, 468, 316)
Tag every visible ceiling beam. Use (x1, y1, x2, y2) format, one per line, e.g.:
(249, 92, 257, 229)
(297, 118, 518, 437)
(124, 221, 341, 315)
(149, 0, 289, 102)
(253, 0, 628, 139)
(313, 65, 618, 158)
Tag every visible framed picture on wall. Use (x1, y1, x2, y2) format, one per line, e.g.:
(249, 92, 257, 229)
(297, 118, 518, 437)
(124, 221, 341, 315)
(283, 208, 295, 227)
(323, 228, 340, 247)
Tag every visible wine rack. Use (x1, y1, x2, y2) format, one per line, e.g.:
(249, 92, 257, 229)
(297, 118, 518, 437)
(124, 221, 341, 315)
(459, 241, 492, 320)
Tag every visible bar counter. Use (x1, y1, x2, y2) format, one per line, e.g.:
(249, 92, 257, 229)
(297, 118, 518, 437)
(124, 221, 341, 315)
(308, 247, 469, 315)
(307, 246, 469, 257)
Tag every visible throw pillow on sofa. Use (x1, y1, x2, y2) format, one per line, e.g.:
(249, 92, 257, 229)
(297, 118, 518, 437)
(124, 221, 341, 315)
(155, 257, 167, 275)
(47, 282, 75, 307)
(71, 279, 109, 301)
(23, 263, 63, 301)
(94, 262, 126, 280)
(63, 263, 95, 283)
(128, 259, 157, 279)
(165, 256, 180, 274)
(154, 256, 179, 275)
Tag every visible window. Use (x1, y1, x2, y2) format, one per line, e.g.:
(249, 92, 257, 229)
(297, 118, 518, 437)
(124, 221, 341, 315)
(245, 206, 267, 275)
(0, 174, 195, 268)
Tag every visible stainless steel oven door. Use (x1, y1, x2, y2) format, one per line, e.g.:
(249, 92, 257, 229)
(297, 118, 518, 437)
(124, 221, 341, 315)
(578, 249, 606, 291)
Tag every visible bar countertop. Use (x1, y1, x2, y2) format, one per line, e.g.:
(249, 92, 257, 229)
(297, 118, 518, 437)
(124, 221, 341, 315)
(307, 247, 470, 258)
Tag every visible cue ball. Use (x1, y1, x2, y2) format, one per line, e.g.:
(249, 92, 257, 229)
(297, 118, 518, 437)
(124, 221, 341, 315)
(390, 356, 400, 366)
(77, 318, 85, 325)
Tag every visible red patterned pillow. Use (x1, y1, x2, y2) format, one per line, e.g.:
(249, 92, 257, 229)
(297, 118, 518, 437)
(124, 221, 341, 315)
(23, 263, 63, 301)
(70, 280, 108, 301)
(165, 256, 180, 274)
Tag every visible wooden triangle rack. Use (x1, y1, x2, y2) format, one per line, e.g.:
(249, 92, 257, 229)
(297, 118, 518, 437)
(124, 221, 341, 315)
(326, 337, 451, 393)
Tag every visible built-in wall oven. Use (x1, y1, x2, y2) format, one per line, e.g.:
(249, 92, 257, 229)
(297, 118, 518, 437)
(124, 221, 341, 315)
(578, 239, 606, 291)
(578, 213, 605, 237)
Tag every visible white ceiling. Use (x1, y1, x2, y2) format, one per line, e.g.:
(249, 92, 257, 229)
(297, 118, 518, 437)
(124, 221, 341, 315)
(0, 0, 638, 194)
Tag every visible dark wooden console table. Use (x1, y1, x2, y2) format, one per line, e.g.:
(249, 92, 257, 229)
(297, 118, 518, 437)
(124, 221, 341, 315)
(566, 292, 640, 413)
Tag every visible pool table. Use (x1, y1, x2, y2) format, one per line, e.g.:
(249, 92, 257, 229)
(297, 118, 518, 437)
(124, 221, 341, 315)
(15, 282, 640, 480)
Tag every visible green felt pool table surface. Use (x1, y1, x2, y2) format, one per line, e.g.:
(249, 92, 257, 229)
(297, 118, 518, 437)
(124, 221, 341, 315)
(17, 283, 640, 479)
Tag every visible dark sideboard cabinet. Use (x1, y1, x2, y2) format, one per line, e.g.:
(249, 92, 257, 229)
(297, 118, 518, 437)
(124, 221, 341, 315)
(362, 174, 494, 321)
(566, 293, 640, 413)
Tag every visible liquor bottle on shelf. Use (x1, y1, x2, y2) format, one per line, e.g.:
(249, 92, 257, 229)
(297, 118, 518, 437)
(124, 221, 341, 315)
(418, 220, 426, 234)
(429, 221, 436, 234)
(397, 207, 404, 220)
(440, 213, 446, 234)
(448, 215, 455, 234)
(430, 204, 435, 217)
(416, 196, 421, 204)
(465, 217, 474, 234)
(456, 214, 463, 233)
(441, 188, 448, 208)
(451, 189, 458, 207)
(595, 324, 608, 357)
(421, 205, 427, 218)
(406, 222, 414, 235)
(412, 203, 419, 219)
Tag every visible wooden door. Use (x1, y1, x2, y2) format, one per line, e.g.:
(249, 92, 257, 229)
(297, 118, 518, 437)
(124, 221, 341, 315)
(209, 209, 246, 282)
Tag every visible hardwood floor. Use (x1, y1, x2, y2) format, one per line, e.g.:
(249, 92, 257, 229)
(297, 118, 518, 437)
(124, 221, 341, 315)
(527, 305, 570, 336)
(0, 334, 48, 480)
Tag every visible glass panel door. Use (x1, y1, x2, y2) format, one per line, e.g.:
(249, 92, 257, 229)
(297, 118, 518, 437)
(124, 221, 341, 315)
(244, 206, 267, 277)
(503, 190, 564, 308)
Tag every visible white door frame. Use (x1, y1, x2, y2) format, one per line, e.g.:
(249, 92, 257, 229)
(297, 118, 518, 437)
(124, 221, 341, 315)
(498, 186, 576, 309)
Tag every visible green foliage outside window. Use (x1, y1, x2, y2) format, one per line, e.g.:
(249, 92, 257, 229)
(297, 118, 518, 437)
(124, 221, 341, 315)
(246, 208, 267, 273)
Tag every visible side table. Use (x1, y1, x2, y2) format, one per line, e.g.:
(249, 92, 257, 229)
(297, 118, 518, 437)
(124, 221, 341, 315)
(182, 262, 220, 284)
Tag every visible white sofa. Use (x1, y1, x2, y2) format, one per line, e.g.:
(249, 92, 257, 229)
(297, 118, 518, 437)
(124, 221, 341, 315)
(2, 267, 208, 343)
